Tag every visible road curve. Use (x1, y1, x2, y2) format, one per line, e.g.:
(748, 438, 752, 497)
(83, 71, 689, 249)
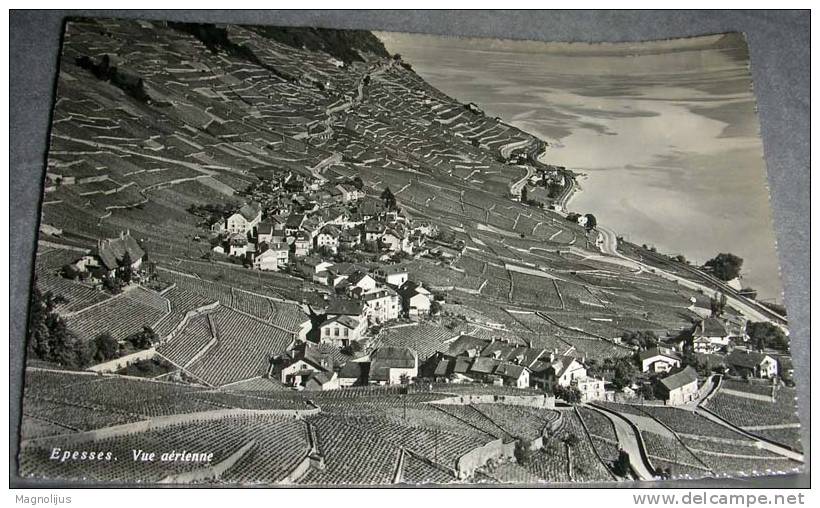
(586, 404, 656, 481)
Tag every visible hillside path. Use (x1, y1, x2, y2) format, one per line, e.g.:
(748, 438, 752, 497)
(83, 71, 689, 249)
(585, 403, 655, 481)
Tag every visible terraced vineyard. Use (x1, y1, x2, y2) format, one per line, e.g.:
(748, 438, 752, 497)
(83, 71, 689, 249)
(185, 306, 295, 387)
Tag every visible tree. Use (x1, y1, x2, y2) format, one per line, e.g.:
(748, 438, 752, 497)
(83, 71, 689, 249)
(430, 300, 442, 315)
(514, 439, 534, 464)
(521, 185, 528, 203)
(554, 384, 582, 404)
(704, 253, 743, 281)
(351, 176, 364, 190)
(747, 321, 789, 352)
(613, 449, 631, 477)
(117, 251, 134, 284)
(611, 358, 637, 390)
(126, 326, 158, 351)
(563, 434, 580, 448)
(584, 213, 597, 230)
(710, 291, 728, 317)
(621, 330, 658, 349)
(93, 333, 120, 362)
(380, 186, 397, 211)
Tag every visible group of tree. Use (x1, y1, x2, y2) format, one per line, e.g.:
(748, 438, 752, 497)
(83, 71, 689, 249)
(704, 252, 743, 281)
(710, 291, 728, 317)
(27, 281, 158, 369)
(620, 330, 659, 349)
(27, 283, 89, 368)
(553, 384, 582, 404)
(585, 356, 638, 391)
(747, 321, 789, 352)
(187, 203, 236, 224)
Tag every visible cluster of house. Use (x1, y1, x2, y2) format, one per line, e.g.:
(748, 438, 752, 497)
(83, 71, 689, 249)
(209, 177, 434, 271)
(274, 342, 418, 390)
(424, 335, 607, 401)
(297, 260, 435, 347)
(627, 315, 785, 406)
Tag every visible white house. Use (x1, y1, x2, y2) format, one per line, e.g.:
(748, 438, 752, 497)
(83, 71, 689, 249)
(278, 345, 336, 390)
(361, 287, 401, 324)
(397, 281, 432, 318)
(346, 271, 378, 294)
(319, 315, 366, 347)
(254, 242, 289, 271)
(726, 350, 779, 379)
(574, 377, 607, 402)
(639, 347, 682, 373)
(228, 235, 248, 257)
(550, 356, 587, 387)
(494, 362, 531, 389)
(369, 347, 418, 385)
(381, 228, 412, 254)
(227, 202, 261, 234)
(375, 266, 409, 287)
(315, 225, 340, 253)
(657, 366, 699, 406)
(691, 317, 732, 354)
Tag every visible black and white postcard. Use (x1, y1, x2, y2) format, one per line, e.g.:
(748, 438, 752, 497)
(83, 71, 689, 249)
(16, 18, 802, 486)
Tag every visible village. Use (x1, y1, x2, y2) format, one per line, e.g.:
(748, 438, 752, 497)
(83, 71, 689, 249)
(49, 166, 793, 406)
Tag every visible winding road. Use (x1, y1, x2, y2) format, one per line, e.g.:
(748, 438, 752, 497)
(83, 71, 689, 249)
(586, 404, 656, 481)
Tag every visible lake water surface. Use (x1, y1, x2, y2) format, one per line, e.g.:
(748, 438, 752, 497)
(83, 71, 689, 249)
(378, 32, 783, 301)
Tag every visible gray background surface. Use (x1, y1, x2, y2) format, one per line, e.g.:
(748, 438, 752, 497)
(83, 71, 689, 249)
(9, 10, 810, 488)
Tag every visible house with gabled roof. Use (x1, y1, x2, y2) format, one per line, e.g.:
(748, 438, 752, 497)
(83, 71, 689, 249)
(319, 315, 366, 347)
(315, 224, 340, 253)
(364, 220, 386, 242)
(359, 286, 401, 323)
(656, 366, 699, 405)
(285, 214, 307, 236)
(253, 242, 289, 271)
(85, 230, 145, 277)
(339, 361, 368, 387)
(639, 347, 682, 373)
(369, 347, 418, 385)
(345, 271, 378, 293)
(227, 202, 261, 234)
(691, 317, 732, 354)
(726, 349, 779, 379)
(549, 356, 587, 388)
(325, 298, 366, 319)
(397, 280, 432, 318)
(276, 344, 338, 391)
(494, 362, 530, 389)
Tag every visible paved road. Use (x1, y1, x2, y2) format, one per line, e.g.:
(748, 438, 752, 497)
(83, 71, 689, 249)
(586, 404, 656, 481)
(509, 166, 534, 198)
